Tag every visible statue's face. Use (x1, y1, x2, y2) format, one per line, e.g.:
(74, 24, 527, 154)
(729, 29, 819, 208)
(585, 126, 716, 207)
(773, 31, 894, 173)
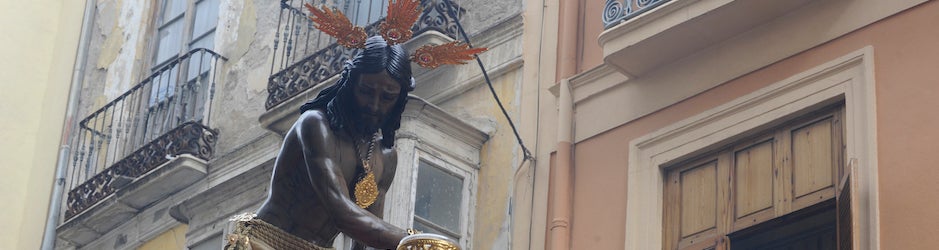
(352, 71, 401, 134)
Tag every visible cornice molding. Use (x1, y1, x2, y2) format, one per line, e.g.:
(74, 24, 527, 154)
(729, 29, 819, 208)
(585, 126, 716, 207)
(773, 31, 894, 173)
(400, 96, 489, 167)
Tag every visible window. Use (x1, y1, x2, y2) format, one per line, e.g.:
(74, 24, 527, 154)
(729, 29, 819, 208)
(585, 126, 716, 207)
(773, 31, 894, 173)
(412, 159, 468, 241)
(154, 0, 218, 66)
(150, 0, 219, 108)
(383, 150, 477, 248)
(376, 97, 485, 250)
(143, 0, 219, 141)
(663, 105, 846, 249)
(342, 0, 387, 26)
(337, 153, 478, 250)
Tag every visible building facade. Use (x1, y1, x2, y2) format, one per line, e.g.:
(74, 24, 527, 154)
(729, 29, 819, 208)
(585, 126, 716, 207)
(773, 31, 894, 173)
(533, 0, 939, 249)
(41, 0, 939, 249)
(51, 0, 528, 249)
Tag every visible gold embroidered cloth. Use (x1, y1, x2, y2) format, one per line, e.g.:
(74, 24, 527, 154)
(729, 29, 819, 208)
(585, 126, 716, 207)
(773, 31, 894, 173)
(224, 213, 334, 250)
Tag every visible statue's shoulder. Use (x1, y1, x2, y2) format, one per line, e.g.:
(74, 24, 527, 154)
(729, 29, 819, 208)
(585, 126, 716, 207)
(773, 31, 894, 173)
(295, 109, 328, 128)
(298, 109, 327, 122)
(291, 110, 332, 141)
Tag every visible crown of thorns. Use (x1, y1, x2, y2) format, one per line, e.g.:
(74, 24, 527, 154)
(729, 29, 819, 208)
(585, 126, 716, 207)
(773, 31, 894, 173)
(305, 0, 487, 69)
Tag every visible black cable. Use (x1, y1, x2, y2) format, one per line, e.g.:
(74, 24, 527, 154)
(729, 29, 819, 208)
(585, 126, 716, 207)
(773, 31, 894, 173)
(439, 0, 534, 161)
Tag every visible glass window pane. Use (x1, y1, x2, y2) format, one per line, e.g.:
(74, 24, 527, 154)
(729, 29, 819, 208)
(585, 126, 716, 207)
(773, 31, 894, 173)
(191, 0, 219, 39)
(414, 161, 463, 233)
(414, 219, 460, 240)
(189, 31, 215, 51)
(155, 19, 183, 65)
(345, 0, 386, 26)
(161, 0, 187, 21)
(188, 33, 215, 81)
(149, 67, 178, 106)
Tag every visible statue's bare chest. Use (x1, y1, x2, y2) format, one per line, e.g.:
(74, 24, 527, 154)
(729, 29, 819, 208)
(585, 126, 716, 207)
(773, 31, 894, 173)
(336, 140, 388, 188)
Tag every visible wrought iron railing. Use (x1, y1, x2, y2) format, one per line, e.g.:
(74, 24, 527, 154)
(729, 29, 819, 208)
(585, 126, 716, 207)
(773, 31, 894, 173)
(266, 0, 465, 110)
(64, 48, 225, 220)
(603, 0, 671, 29)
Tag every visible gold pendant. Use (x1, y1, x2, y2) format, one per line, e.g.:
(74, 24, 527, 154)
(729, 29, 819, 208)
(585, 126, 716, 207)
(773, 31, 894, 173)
(354, 172, 378, 208)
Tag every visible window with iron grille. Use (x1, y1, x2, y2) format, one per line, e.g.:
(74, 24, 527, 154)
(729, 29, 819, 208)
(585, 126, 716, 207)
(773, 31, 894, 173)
(150, 0, 219, 110)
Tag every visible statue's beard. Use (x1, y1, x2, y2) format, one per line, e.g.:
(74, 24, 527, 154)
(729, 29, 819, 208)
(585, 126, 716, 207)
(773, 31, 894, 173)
(353, 113, 382, 136)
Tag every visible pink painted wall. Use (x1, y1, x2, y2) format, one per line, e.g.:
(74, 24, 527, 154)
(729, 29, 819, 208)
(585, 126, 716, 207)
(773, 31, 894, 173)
(568, 1, 939, 249)
(579, 0, 605, 72)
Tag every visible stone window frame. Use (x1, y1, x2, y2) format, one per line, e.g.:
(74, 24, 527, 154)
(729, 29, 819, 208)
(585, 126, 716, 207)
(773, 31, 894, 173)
(625, 47, 879, 250)
(662, 104, 846, 249)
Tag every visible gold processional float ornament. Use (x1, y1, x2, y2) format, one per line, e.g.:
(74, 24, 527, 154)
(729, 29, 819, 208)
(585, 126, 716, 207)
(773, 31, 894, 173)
(397, 233, 461, 250)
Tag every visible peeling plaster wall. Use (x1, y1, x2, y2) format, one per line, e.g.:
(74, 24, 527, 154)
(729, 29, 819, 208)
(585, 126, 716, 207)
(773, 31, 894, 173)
(71, 0, 281, 160)
(209, 0, 279, 156)
(78, 0, 152, 119)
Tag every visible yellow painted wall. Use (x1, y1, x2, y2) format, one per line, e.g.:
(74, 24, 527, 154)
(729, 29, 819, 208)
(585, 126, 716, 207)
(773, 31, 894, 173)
(0, 0, 86, 249)
(137, 224, 189, 250)
(439, 68, 522, 249)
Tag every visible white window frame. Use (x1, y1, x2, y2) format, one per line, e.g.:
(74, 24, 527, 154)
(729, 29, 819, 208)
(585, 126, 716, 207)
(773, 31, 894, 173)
(332, 150, 479, 250)
(371, 97, 487, 250)
(625, 47, 879, 250)
(408, 149, 477, 247)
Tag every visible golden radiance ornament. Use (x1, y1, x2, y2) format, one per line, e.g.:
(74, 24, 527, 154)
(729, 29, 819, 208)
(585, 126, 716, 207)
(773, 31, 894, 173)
(411, 41, 488, 69)
(305, 3, 367, 48)
(379, 0, 421, 45)
(304, 0, 488, 68)
(354, 170, 379, 208)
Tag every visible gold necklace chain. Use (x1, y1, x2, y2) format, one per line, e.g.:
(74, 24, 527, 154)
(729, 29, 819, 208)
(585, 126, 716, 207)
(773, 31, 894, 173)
(353, 133, 380, 208)
(358, 133, 378, 171)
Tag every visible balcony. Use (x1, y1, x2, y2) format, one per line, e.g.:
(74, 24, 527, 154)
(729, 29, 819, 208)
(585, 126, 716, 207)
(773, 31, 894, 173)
(260, 0, 464, 134)
(58, 48, 225, 246)
(598, 0, 814, 77)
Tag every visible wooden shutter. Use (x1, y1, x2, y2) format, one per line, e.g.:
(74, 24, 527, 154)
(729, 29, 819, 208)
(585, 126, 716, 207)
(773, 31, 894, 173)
(665, 157, 726, 250)
(836, 159, 858, 250)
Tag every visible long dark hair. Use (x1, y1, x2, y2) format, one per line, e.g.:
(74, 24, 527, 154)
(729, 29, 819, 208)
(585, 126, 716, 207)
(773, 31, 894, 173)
(300, 36, 415, 148)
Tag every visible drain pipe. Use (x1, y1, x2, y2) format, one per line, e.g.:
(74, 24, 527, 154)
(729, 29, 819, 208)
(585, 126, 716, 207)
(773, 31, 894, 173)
(41, 0, 95, 249)
(550, 78, 574, 250)
(549, 0, 579, 248)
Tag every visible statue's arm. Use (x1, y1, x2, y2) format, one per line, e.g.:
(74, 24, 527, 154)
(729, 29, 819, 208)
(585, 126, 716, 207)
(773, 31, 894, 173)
(293, 111, 407, 249)
(352, 188, 391, 250)
(353, 148, 399, 250)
